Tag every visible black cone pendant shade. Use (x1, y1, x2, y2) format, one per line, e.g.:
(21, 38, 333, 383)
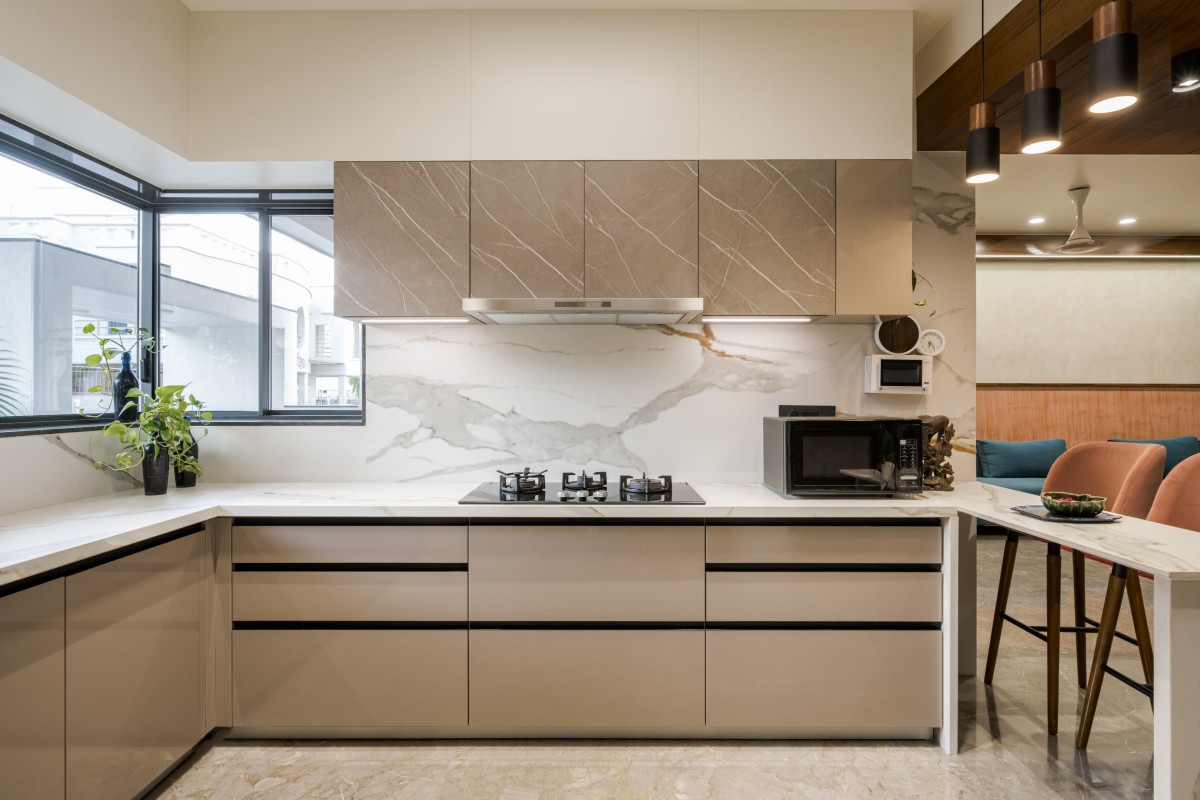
(1088, 0, 1138, 114)
(1020, 1, 1061, 154)
(965, 0, 1000, 184)
(1022, 60, 1061, 153)
(1173, 48, 1200, 93)
(966, 102, 1000, 184)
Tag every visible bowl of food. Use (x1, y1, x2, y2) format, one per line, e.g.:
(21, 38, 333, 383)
(1041, 491, 1107, 517)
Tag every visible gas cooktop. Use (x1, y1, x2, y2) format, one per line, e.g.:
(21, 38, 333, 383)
(458, 469, 706, 505)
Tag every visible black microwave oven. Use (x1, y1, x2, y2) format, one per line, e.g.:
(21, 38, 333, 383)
(763, 416, 924, 496)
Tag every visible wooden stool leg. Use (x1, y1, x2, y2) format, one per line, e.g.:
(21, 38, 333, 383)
(985, 532, 1021, 685)
(1072, 549, 1088, 688)
(1126, 572, 1154, 703)
(1047, 543, 1062, 735)
(1076, 564, 1128, 749)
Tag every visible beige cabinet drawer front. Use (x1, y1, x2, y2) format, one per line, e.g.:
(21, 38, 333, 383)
(470, 630, 704, 728)
(233, 630, 466, 727)
(233, 572, 466, 622)
(706, 525, 941, 564)
(233, 525, 467, 564)
(707, 571, 941, 623)
(706, 630, 941, 728)
(470, 525, 704, 621)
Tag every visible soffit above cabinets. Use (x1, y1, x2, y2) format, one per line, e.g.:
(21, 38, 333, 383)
(178, 1, 961, 50)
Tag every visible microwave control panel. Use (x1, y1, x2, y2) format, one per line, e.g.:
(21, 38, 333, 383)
(898, 429, 923, 487)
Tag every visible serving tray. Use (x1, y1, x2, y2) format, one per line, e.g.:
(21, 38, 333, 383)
(1012, 505, 1122, 524)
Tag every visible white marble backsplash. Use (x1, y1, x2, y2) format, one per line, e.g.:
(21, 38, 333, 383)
(0, 154, 975, 515)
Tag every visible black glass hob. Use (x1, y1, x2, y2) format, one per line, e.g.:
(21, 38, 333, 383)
(458, 480, 706, 505)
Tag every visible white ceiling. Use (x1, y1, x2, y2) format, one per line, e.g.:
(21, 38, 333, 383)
(975, 154, 1200, 236)
(178, 0, 964, 50)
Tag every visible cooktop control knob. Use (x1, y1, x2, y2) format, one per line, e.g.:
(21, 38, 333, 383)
(557, 489, 573, 500)
(592, 489, 608, 501)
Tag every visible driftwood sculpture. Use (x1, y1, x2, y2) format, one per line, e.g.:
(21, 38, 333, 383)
(919, 414, 955, 491)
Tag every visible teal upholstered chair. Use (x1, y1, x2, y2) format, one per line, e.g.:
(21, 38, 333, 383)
(976, 438, 1068, 495)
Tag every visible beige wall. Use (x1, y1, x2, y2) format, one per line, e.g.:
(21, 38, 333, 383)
(0, 0, 191, 156)
(190, 9, 913, 162)
(977, 259, 1200, 385)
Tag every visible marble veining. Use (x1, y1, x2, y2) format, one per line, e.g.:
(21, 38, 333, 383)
(470, 161, 585, 298)
(699, 160, 836, 315)
(334, 161, 470, 317)
(584, 160, 699, 298)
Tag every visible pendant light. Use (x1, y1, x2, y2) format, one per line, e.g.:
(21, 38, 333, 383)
(1020, 0, 1062, 153)
(1172, 48, 1200, 93)
(1088, 0, 1138, 114)
(966, 0, 1000, 184)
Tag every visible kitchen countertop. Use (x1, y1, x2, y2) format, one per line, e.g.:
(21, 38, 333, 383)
(3, 480, 1200, 589)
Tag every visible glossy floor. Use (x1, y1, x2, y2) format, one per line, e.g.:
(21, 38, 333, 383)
(149, 535, 1155, 799)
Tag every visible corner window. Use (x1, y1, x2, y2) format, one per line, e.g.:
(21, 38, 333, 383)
(0, 113, 361, 434)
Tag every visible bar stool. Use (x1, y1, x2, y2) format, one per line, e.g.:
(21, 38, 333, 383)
(1075, 452, 1200, 747)
(983, 441, 1166, 735)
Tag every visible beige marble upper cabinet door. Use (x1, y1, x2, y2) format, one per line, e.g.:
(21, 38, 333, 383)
(584, 161, 699, 298)
(470, 161, 585, 298)
(699, 160, 836, 316)
(334, 161, 470, 318)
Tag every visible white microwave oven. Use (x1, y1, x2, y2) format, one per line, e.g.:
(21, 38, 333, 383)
(864, 354, 932, 394)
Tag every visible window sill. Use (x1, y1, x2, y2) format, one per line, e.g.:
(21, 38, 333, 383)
(0, 413, 364, 438)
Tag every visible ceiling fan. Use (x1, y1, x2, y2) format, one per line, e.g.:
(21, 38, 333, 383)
(1056, 186, 1102, 254)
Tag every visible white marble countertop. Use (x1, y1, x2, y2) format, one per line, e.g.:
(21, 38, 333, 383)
(3, 481, 1200, 589)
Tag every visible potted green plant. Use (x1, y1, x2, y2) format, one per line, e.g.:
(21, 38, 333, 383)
(912, 268, 939, 317)
(79, 323, 158, 422)
(92, 384, 211, 495)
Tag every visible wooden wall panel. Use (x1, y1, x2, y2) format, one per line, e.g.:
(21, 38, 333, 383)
(977, 385, 1200, 447)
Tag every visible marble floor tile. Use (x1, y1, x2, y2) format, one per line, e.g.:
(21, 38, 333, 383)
(148, 535, 1154, 800)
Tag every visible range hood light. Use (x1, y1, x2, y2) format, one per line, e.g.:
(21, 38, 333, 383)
(364, 317, 474, 325)
(700, 316, 814, 324)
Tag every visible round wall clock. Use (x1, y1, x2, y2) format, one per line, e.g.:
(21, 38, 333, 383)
(915, 328, 947, 356)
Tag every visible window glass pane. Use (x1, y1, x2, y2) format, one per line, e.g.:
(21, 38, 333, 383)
(160, 213, 260, 411)
(270, 215, 361, 409)
(0, 152, 139, 417)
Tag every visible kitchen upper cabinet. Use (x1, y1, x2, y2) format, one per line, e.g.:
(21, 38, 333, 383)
(699, 160, 836, 316)
(470, 161, 585, 298)
(834, 159, 913, 316)
(66, 532, 207, 800)
(334, 161, 470, 318)
(584, 161, 699, 298)
(0, 580, 65, 800)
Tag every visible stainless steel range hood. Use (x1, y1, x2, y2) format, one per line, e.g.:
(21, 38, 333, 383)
(462, 297, 704, 325)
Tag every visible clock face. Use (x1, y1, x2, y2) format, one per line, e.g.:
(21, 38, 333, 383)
(916, 328, 946, 356)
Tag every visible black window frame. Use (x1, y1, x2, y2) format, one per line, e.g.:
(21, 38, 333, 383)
(0, 114, 363, 437)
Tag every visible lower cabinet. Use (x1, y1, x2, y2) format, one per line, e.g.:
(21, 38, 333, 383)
(469, 630, 705, 728)
(0, 579, 65, 800)
(706, 630, 942, 729)
(66, 532, 207, 800)
(232, 629, 467, 727)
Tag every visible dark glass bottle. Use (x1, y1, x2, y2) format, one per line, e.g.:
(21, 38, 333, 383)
(112, 351, 139, 423)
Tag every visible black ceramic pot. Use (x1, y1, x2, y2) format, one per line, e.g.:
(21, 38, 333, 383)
(142, 441, 169, 496)
(174, 438, 199, 488)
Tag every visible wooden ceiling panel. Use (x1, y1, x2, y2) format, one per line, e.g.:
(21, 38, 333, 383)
(917, 0, 1200, 155)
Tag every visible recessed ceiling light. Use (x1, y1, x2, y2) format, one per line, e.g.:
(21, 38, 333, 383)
(1029, 217, 1046, 224)
(1118, 217, 1136, 225)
